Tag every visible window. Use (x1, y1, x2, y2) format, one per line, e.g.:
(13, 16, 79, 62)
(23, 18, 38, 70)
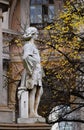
(30, 6, 42, 23)
(30, 0, 55, 28)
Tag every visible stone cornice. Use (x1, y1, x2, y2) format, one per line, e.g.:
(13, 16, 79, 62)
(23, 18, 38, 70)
(2, 28, 20, 35)
(0, 0, 9, 12)
(0, 0, 9, 5)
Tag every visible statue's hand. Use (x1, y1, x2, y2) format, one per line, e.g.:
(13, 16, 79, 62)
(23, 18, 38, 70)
(18, 90, 23, 100)
(18, 87, 27, 99)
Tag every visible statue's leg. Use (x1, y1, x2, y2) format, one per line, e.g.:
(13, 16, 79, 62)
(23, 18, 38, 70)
(29, 86, 36, 117)
(34, 86, 43, 117)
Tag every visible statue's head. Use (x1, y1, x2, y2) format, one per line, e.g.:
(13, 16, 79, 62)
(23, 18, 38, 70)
(23, 27, 39, 41)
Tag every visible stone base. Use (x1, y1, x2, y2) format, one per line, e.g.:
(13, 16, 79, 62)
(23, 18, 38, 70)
(0, 123, 51, 130)
(17, 117, 46, 123)
(0, 107, 14, 123)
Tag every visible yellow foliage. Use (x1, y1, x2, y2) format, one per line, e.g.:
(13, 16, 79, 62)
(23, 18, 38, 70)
(45, 25, 51, 30)
(17, 43, 22, 47)
(47, 42, 51, 45)
(55, 44, 59, 49)
(15, 40, 18, 43)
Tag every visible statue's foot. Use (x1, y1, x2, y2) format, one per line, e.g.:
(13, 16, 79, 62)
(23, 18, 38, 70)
(29, 113, 37, 118)
(29, 113, 42, 118)
(34, 113, 42, 118)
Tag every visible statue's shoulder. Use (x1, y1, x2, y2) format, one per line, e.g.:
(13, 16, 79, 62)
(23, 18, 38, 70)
(24, 42, 32, 47)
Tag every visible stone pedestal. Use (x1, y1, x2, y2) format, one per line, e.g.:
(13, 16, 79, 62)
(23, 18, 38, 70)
(18, 90, 45, 124)
(17, 117, 46, 124)
(0, 107, 14, 123)
(19, 91, 28, 118)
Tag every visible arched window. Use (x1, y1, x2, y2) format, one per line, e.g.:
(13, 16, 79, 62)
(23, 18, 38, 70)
(30, 0, 55, 28)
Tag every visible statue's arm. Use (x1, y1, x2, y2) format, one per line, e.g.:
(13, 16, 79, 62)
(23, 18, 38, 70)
(23, 43, 39, 74)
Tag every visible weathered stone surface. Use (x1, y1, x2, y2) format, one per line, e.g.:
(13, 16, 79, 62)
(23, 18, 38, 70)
(0, 107, 14, 123)
(18, 91, 28, 118)
(0, 123, 51, 130)
(17, 117, 46, 124)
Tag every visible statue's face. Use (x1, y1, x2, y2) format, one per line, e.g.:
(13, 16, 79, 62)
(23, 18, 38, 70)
(33, 32, 38, 40)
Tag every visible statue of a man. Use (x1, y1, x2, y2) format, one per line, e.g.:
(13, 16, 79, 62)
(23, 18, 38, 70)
(18, 27, 43, 118)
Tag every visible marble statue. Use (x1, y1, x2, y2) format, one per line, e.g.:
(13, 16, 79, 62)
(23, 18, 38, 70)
(18, 27, 44, 120)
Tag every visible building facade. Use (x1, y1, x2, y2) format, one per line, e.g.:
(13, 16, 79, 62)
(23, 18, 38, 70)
(1, 1, 83, 130)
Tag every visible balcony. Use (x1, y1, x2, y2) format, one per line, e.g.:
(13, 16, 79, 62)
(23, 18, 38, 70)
(0, 0, 9, 12)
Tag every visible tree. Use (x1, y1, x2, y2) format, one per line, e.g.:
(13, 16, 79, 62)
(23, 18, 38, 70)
(37, 0, 84, 124)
